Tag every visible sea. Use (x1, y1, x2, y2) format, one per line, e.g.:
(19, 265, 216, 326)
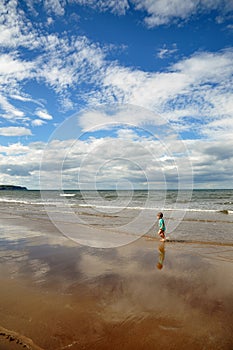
(0, 189, 232, 246)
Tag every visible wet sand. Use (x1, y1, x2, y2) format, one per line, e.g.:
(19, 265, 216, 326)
(0, 212, 233, 350)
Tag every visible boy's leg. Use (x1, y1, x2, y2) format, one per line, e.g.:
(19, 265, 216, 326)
(159, 230, 165, 239)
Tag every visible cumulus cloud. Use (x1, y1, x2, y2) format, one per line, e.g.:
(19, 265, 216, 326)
(78, 105, 160, 131)
(85, 50, 233, 134)
(0, 141, 43, 185)
(0, 126, 32, 136)
(0, 142, 29, 155)
(133, 0, 198, 26)
(132, 0, 233, 27)
(187, 139, 233, 187)
(0, 135, 184, 188)
(0, 133, 232, 188)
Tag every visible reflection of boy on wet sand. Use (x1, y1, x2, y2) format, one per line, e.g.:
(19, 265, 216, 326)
(157, 242, 165, 270)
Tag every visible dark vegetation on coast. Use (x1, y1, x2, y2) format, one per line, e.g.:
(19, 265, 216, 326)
(0, 185, 28, 191)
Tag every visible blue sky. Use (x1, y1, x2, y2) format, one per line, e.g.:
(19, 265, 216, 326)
(0, 0, 233, 189)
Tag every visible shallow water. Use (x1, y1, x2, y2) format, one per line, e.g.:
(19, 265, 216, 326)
(0, 191, 232, 246)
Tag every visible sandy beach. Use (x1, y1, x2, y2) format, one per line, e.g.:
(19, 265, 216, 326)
(0, 206, 233, 350)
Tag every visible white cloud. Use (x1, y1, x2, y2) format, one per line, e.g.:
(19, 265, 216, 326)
(116, 128, 140, 140)
(31, 119, 47, 126)
(71, 0, 130, 15)
(0, 142, 29, 155)
(132, 0, 233, 27)
(37, 35, 105, 93)
(0, 95, 25, 120)
(36, 110, 53, 120)
(172, 50, 233, 82)
(0, 0, 39, 49)
(0, 53, 35, 121)
(100, 64, 184, 108)
(0, 53, 35, 87)
(78, 105, 160, 131)
(0, 126, 32, 136)
(87, 49, 233, 131)
(44, 0, 65, 16)
(10, 94, 33, 102)
(201, 115, 233, 140)
(157, 44, 178, 59)
(133, 0, 198, 26)
(0, 27, 106, 119)
(53, 0, 233, 25)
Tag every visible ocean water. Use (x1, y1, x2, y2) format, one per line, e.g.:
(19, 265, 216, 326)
(0, 189, 233, 245)
(0, 189, 232, 212)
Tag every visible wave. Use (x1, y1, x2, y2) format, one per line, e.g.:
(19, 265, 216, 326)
(0, 198, 60, 206)
(60, 193, 76, 197)
(77, 203, 233, 214)
(0, 198, 29, 204)
(0, 197, 232, 214)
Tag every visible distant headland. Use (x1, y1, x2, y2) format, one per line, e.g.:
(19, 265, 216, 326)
(0, 185, 28, 191)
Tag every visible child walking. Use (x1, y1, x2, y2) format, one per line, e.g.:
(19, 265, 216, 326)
(157, 212, 166, 242)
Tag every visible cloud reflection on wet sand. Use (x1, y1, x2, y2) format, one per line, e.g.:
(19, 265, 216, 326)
(0, 220, 233, 350)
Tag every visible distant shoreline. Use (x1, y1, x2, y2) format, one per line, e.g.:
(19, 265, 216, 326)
(0, 185, 28, 191)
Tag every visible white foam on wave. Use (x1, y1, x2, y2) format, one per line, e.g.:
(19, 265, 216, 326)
(0, 198, 61, 206)
(60, 193, 76, 197)
(78, 203, 230, 213)
(0, 198, 29, 204)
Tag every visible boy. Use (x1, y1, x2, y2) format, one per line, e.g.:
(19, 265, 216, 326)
(157, 212, 166, 242)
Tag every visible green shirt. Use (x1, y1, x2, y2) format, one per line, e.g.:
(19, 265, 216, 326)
(159, 218, 165, 231)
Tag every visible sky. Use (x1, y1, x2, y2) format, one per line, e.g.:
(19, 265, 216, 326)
(0, 0, 233, 189)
